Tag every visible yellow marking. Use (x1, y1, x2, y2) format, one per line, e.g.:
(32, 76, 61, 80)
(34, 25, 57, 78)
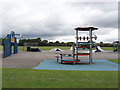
(11, 38, 15, 43)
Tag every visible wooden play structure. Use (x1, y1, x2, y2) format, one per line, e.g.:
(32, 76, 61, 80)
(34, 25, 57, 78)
(56, 26, 98, 65)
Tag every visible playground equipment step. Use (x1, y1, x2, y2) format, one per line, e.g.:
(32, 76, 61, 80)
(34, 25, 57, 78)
(61, 59, 80, 63)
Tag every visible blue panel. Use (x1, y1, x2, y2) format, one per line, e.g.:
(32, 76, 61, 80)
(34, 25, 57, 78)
(3, 39, 11, 57)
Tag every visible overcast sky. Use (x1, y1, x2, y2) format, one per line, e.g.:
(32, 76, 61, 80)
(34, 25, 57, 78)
(1, 0, 118, 43)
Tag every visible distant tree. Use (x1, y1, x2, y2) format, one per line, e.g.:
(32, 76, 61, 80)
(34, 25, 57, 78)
(61, 42, 65, 46)
(18, 37, 75, 46)
(42, 40, 48, 46)
(100, 42, 104, 47)
(55, 41, 60, 43)
(49, 42, 54, 46)
(66, 42, 73, 46)
(54, 41, 60, 46)
(36, 38, 42, 46)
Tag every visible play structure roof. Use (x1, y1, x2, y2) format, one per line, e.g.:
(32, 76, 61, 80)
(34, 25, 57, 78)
(75, 26, 98, 31)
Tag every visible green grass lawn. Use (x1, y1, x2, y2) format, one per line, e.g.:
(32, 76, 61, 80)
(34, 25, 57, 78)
(0, 45, 114, 51)
(36, 46, 70, 51)
(22, 46, 114, 51)
(0, 46, 70, 51)
(101, 47, 113, 51)
(20, 46, 71, 51)
(107, 59, 120, 64)
(2, 68, 118, 88)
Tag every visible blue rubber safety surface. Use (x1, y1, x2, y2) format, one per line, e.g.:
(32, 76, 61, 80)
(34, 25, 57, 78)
(34, 60, 119, 71)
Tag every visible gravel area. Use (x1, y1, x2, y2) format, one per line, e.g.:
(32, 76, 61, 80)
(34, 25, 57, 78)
(2, 50, 118, 69)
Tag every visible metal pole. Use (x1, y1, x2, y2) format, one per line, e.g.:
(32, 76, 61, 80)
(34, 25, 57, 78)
(76, 30, 79, 60)
(89, 28, 93, 64)
(74, 30, 79, 65)
(72, 45, 75, 60)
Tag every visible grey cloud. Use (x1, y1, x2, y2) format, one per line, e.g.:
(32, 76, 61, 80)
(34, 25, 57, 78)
(2, 0, 118, 42)
(68, 2, 118, 28)
(89, 12, 117, 28)
(103, 38, 118, 43)
(68, 2, 117, 12)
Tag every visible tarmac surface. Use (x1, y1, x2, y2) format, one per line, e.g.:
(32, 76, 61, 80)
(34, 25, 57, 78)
(2, 50, 118, 69)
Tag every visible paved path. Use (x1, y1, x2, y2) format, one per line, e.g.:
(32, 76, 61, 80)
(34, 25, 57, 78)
(2, 50, 118, 69)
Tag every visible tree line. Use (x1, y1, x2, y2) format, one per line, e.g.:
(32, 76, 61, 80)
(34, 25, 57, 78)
(19, 38, 113, 47)
(1, 37, 114, 47)
(19, 38, 73, 46)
